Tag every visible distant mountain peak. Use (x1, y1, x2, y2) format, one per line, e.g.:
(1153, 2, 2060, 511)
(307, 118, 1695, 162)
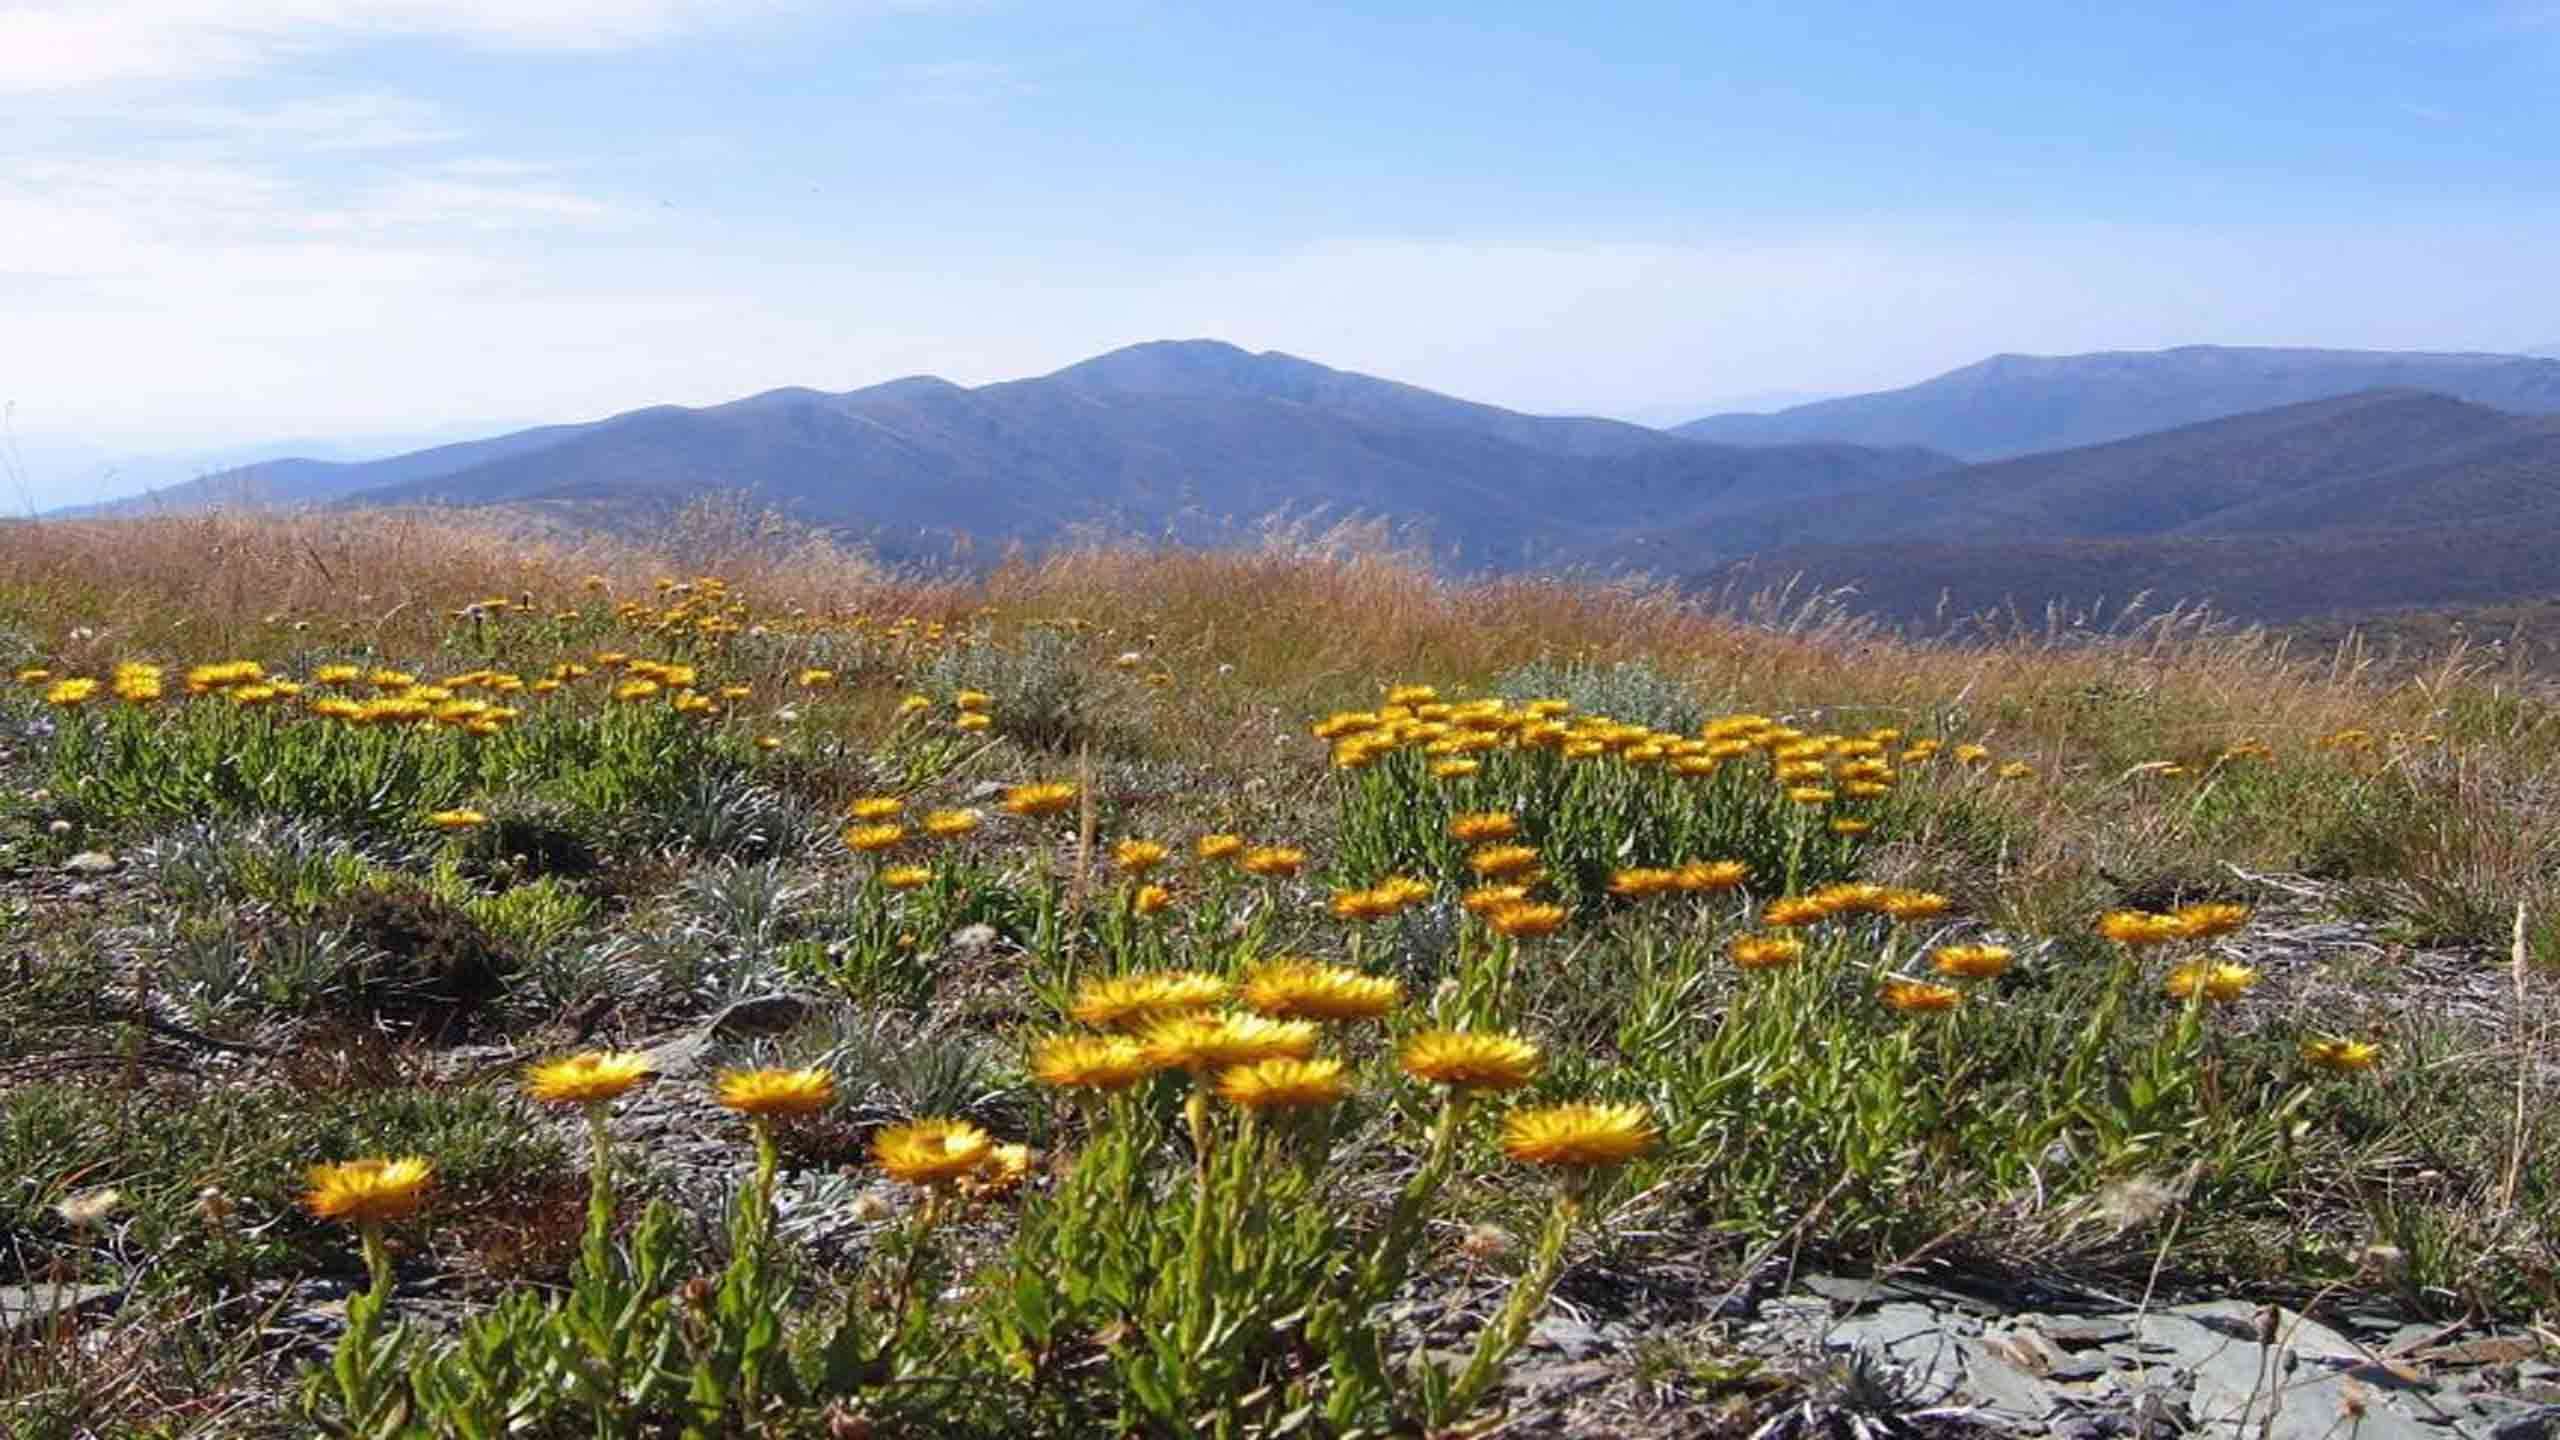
(1677, 344, 2560, 460)
(1047, 338, 1334, 396)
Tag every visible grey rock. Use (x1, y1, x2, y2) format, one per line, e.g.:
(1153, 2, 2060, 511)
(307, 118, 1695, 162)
(1530, 1316, 1606, 1360)
(2039, 1316, 2136, 1348)
(704, 993, 813, 1039)
(1966, 1346, 2068, 1423)
(2044, 1355, 2111, 1383)
(0, 1283, 117, 1334)
(1829, 1303, 1971, 1396)
(2486, 1404, 2560, 1440)
(1507, 1358, 1616, 1400)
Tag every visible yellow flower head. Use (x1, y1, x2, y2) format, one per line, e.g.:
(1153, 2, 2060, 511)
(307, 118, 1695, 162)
(2172, 902, 2252, 940)
(1430, 759, 1481, 779)
(1384, 684, 1440, 706)
(1500, 1102, 1658, 1169)
(843, 823, 906, 853)
(303, 1156, 434, 1226)
(1112, 838, 1170, 875)
(1729, 933, 1806, 970)
(1607, 867, 1681, 899)
(2164, 961, 2259, 1003)
(1132, 883, 1173, 915)
(953, 689, 992, 712)
(1674, 860, 1750, 893)
(1467, 844, 1543, 881)
(1448, 811, 1521, 843)
(1311, 710, 1380, 740)
(873, 1118, 996, 1187)
(880, 865, 933, 891)
(1761, 896, 1831, 928)
(714, 1067, 838, 1119)
(2301, 1036, 2382, 1073)
(1330, 884, 1420, 922)
(427, 808, 487, 831)
(1372, 875, 1432, 906)
(2098, 910, 2188, 946)
(1138, 1012, 1319, 1072)
(1241, 960, 1400, 1022)
(1216, 1056, 1351, 1111)
(1238, 845, 1306, 878)
(523, 1051, 656, 1106)
(1930, 944, 2014, 980)
(1030, 1033, 1156, 1090)
(44, 677, 99, 707)
(922, 808, 982, 838)
(1195, 833, 1246, 862)
(1399, 1029, 1542, 1090)
(848, 796, 904, 821)
(1485, 900, 1568, 938)
(955, 711, 993, 731)
(1462, 883, 1532, 916)
(1830, 818, 1874, 836)
(1810, 882, 1886, 914)
(1067, 970, 1231, 1030)
(111, 663, 164, 703)
(963, 1141, 1036, 1197)
(1880, 977, 1963, 1014)
(1002, 782, 1078, 817)
(1879, 889, 1953, 922)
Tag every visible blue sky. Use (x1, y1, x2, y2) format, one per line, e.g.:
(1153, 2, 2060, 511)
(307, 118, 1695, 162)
(4, 0, 2557, 503)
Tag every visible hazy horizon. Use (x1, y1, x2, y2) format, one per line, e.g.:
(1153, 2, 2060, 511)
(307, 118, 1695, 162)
(6, 1, 2557, 506)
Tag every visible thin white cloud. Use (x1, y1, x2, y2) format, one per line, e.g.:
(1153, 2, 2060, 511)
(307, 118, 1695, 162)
(139, 92, 466, 150)
(0, 0, 802, 92)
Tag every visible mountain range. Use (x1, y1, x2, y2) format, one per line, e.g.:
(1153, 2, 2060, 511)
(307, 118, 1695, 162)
(111, 341, 1956, 569)
(79, 338, 2560, 627)
(1674, 345, 2560, 459)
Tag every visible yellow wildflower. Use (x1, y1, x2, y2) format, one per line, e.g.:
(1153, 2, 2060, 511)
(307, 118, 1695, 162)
(522, 1051, 655, 1106)
(714, 1067, 838, 1119)
(1238, 845, 1306, 878)
(1068, 971, 1230, 1030)
(1930, 944, 2014, 980)
(1001, 782, 1078, 817)
(873, 1119, 995, 1187)
(1029, 1034, 1155, 1091)
(1399, 1029, 1541, 1090)
(1729, 933, 1805, 970)
(1500, 1103, 1657, 1169)
(1880, 977, 1963, 1013)
(843, 823, 906, 853)
(1241, 960, 1400, 1021)
(2301, 1036, 2382, 1073)
(1216, 1056, 1350, 1111)
(303, 1157, 433, 1225)
(1138, 1012, 1320, 1071)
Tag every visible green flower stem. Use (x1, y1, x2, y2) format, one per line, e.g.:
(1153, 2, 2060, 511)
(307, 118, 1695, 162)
(1363, 1091, 1469, 1296)
(1449, 1181, 1583, 1416)
(359, 1221, 393, 1305)
(581, 1102, 616, 1281)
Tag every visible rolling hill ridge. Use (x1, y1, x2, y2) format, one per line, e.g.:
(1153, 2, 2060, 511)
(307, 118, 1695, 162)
(1675, 345, 2560, 460)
